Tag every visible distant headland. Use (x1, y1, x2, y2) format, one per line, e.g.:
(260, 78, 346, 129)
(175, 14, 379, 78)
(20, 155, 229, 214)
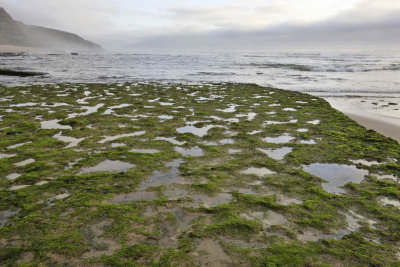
(0, 7, 102, 52)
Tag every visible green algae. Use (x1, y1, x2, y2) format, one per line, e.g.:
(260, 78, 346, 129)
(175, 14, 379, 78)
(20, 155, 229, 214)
(0, 82, 399, 265)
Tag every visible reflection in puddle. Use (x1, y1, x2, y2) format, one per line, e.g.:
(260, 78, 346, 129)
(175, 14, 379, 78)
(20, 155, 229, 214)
(164, 187, 189, 200)
(41, 119, 72, 130)
(109, 192, 156, 204)
(6, 173, 21, 180)
(189, 193, 232, 208)
(297, 128, 309, 132)
(302, 163, 369, 195)
(158, 115, 174, 120)
(299, 139, 316, 145)
(0, 210, 19, 226)
(217, 104, 237, 113)
(299, 229, 350, 242)
(79, 160, 135, 174)
(14, 158, 35, 167)
(130, 148, 160, 154)
(9, 185, 30, 191)
(0, 153, 16, 159)
(242, 210, 287, 228)
(241, 167, 276, 177)
(220, 138, 235, 144)
(228, 148, 241, 154)
(98, 131, 146, 143)
(197, 239, 230, 266)
(176, 122, 217, 137)
(380, 197, 400, 209)
(67, 103, 104, 119)
(139, 159, 190, 190)
(263, 134, 294, 144)
(248, 130, 262, 135)
(103, 104, 131, 115)
(111, 143, 125, 148)
(175, 146, 204, 157)
(53, 132, 84, 148)
(155, 137, 186, 146)
(307, 120, 320, 125)
(7, 142, 32, 150)
(236, 112, 257, 121)
(258, 147, 292, 160)
(283, 108, 297, 111)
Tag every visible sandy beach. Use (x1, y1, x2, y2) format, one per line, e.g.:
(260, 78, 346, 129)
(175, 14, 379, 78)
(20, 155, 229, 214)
(319, 94, 400, 143)
(345, 112, 400, 142)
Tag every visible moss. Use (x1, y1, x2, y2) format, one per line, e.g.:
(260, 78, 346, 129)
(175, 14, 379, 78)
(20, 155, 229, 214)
(0, 82, 399, 265)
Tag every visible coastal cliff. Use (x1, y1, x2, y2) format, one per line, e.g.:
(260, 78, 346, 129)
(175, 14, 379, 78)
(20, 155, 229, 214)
(0, 7, 101, 51)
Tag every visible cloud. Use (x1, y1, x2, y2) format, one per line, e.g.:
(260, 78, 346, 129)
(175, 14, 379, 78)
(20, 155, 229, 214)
(116, 0, 400, 51)
(1, 0, 399, 51)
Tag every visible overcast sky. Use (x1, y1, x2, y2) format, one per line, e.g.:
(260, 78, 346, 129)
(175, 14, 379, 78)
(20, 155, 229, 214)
(1, 0, 400, 51)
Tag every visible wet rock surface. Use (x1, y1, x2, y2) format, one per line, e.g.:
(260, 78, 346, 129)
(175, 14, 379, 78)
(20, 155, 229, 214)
(0, 82, 399, 265)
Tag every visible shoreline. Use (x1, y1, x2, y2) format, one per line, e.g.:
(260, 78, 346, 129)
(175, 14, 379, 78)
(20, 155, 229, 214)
(345, 112, 400, 143)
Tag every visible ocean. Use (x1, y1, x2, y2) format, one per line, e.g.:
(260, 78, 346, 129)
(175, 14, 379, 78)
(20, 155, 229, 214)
(1, 51, 400, 122)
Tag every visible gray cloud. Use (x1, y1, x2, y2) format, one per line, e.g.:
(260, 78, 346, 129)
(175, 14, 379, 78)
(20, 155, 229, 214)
(1, 0, 399, 51)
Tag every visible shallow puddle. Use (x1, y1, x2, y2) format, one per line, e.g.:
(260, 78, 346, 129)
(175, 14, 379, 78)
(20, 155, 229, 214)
(67, 103, 104, 119)
(41, 119, 72, 130)
(299, 139, 316, 144)
(283, 108, 297, 111)
(158, 115, 174, 120)
(236, 112, 257, 121)
(9, 185, 30, 191)
(380, 197, 400, 209)
(109, 191, 156, 204)
(241, 167, 276, 177)
(14, 158, 35, 167)
(0, 210, 18, 226)
(243, 210, 287, 228)
(220, 138, 235, 144)
(6, 173, 21, 180)
(130, 148, 160, 153)
(98, 131, 146, 143)
(103, 104, 131, 115)
(111, 143, 125, 148)
(228, 148, 242, 154)
(263, 134, 294, 144)
(175, 146, 204, 157)
(155, 137, 186, 146)
(307, 120, 320, 125)
(217, 104, 237, 113)
(176, 122, 217, 137)
(299, 229, 350, 242)
(302, 163, 369, 195)
(258, 147, 292, 160)
(53, 132, 84, 148)
(189, 193, 232, 208)
(197, 239, 230, 266)
(79, 160, 135, 174)
(0, 153, 16, 159)
(139, 159, 190, 190)
(248, 130, 262, 135)
(164, 187, 189, 200)
(297, 128, 309, 132)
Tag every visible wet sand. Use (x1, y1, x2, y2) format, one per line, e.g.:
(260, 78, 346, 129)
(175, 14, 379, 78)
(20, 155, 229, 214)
(345, 112, 400, 143)
(319, 94, 400, 144)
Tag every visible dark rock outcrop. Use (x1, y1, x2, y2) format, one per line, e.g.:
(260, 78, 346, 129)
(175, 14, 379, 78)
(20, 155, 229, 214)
(0, 7, 101, 51)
